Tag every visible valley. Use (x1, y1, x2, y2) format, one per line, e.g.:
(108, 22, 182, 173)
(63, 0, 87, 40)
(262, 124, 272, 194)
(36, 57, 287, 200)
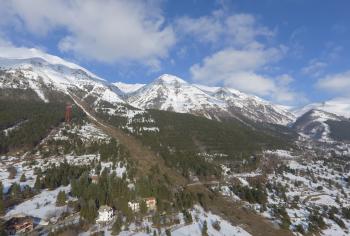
(0, 49, 350, 236)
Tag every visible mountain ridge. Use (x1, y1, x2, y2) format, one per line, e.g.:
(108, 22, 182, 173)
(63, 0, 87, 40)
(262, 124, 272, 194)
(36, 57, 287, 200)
(1, 46, 348, 128)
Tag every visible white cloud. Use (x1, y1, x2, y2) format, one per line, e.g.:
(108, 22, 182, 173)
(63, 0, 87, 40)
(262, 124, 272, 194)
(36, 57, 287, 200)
(223, 72, 276, 96)
(323, 43, 343, 61)
(175, 11, 274, 47)
(190, 47, 300, 103)
(289, 27, 307, 59)
(1, 0, 176, 67)
(225, 14, 274, 46)
(302, 60, 328, 77)
(190, 47, 280, 95)
(175, 14, 222, 43)
(191, 48, 282, 83)
(274, 74, 306, 103)
(316, 71, 350, 95)
(277, 74, 294, 86)
(180, 9, 302, 104)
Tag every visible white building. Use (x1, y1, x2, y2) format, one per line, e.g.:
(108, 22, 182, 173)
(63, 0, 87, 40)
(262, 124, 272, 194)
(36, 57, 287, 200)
(96, 205, 114, 223)
(128, 201, 140, 212)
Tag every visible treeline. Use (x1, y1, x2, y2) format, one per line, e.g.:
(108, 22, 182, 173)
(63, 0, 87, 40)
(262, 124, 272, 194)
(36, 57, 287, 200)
(1, 181, 35, 211)
(35, 161, 91, 190)
(230, 182, 267, 205)
(99, 108, 290, 156)
(159, 150, 221, 179)
(147, 110, 290, 155)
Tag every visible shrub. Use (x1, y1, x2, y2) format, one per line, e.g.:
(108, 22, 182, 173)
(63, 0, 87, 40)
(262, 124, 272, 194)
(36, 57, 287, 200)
(56, 191, 67, 206)
(20, 173, 26, 182)
(7, 167, 17, 179)
(212, 220, 221, 231)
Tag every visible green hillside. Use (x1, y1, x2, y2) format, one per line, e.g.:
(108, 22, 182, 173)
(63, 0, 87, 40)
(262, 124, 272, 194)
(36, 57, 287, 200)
(0, 98, 85, 154)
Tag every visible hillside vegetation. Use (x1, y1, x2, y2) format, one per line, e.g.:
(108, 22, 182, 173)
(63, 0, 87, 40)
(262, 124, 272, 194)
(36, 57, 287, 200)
(0, 98, 85, 154)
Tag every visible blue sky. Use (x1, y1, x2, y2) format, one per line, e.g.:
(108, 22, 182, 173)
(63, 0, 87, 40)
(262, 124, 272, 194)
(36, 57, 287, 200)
(0, 0, 350, 106)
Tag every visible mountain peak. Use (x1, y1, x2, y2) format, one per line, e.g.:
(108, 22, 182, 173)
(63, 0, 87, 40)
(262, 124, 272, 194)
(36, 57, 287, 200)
(307, 109, 342, 121)
(0, 46, 104, 81)
(294, 98, 350, 118)
(155, 74, 187, 85)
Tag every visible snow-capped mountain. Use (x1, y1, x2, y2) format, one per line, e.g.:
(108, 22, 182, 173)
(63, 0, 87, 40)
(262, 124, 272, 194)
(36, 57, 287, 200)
(0, 46, 298, 126)
(126, 74, 230, 119)
(0, 47, 125, 107)
(211, 87, 295, 125)
(294, 98, 350, 118)
(293, 109, 348, 142)
(125, 74, 295, 125)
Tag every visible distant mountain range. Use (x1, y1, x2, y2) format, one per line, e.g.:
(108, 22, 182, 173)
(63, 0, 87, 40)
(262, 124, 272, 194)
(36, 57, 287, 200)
(1, 46, 350, 143)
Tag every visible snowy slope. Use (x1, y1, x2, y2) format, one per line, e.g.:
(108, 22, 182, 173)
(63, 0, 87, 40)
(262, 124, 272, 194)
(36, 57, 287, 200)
(127, 74, 229, 119)
(0, 46, 297, 126)
(5, 186, 71, 220)
(211, 87, 295, 125)
(112, 81, 145, 94)
(293, 109, 343, 142)
(127, 74, 295, 124)
(0, 46, 103, 81)
(172, 205, 251, 236)
(0, 48, 125, 106)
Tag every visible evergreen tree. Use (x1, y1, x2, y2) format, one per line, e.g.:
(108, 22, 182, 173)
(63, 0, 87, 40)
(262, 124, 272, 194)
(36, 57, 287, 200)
(56, 191, 67, 206)
(20, 173, 26, 182)
(95, 161, 102, 175)
(0, 182, 4, 215)
(0, 219, 5, 236)
(34, 176, 41, 191)
(212, 220, 221, 231)
(140, 200, 147, 215)
(8, 183, 21, 198)
(112, 215, 123, 235)
(183, 210, 193, 224)
(165, 229, 171, 236)
(202, 220, 208, 236)
(80, 199, 98, 223)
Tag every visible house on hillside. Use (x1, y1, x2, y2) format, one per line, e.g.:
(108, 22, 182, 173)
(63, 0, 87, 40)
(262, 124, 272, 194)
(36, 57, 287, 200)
(91, 175, 99, 184)
(128, 198, 157, 213)
(96, 205, 114, 223)
(145, 197, 157, 211)
(5, 216, 34, 235)
(128, 201, 140, 212)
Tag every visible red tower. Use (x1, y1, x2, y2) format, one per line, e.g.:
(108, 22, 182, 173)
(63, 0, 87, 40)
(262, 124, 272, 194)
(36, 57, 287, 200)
(65, 103, 72, 123)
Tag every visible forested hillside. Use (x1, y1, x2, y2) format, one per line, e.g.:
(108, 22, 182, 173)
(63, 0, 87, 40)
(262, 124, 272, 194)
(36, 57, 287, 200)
(326, 120, 350, 141)
(0, 97, 85, 154)
(96, 108, 294, 179)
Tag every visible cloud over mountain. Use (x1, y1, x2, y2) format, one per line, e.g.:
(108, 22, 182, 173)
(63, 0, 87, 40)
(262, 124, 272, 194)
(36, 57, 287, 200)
(1, 0, 175, 68)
